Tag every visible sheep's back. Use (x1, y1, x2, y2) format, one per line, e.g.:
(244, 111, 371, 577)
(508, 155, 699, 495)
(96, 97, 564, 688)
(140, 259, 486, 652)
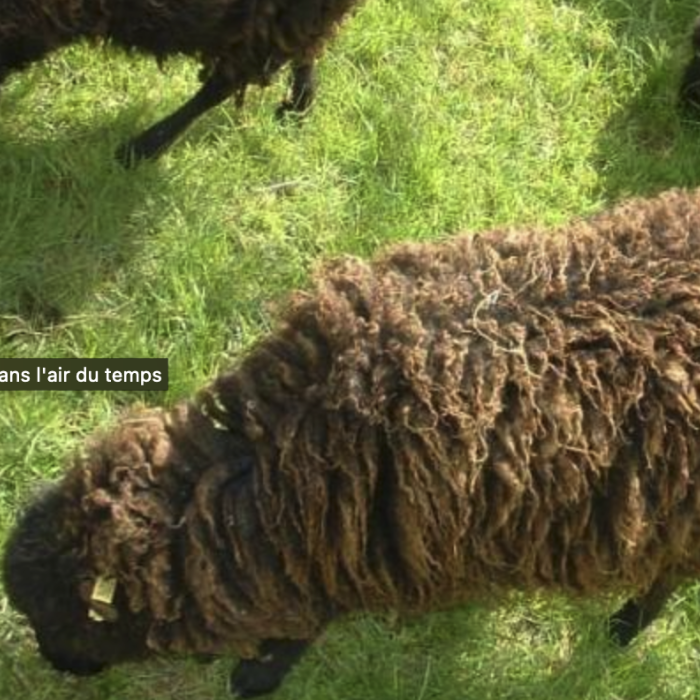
(199, 189, 700, 644)
(101, 0, 357, 72)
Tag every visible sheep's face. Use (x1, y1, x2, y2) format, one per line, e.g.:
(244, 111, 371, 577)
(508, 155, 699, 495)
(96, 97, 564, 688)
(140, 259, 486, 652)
(2, 483, 153, 675)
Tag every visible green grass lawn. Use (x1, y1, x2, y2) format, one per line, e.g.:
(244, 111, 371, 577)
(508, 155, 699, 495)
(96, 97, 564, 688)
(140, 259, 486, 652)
(4, 0, 700, 697)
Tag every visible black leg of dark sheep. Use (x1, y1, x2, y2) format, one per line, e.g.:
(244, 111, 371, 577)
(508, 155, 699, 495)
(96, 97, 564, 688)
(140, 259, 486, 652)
(230, 639, 310, 698)
(608, 578, 676, 647)
(115, 68, 239, 167)
(8, 188, 700, 695)
(276, 61, 318, 118)
(116, 58, 319, 166)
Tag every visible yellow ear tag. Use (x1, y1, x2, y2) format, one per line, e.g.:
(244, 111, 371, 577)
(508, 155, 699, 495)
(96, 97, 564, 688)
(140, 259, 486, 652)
(88, 576, 118, 623)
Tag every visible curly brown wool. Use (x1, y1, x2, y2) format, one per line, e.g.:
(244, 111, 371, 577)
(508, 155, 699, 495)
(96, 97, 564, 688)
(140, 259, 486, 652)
(0, 0, 360, 164)
(7, 187, 700, 696)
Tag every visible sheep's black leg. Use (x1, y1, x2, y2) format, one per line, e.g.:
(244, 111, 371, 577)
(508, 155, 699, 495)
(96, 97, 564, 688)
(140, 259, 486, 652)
(608, 578, 675, 647)
(229, 638, 310, 698)
(115, 70, 236, 167)
(680, 21, 700, 113)
(276, 61, 317, 118)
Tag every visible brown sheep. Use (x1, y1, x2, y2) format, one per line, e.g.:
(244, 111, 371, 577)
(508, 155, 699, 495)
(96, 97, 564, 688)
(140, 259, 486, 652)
(0, 0, 361, 165)
(6, 187, 700, 696)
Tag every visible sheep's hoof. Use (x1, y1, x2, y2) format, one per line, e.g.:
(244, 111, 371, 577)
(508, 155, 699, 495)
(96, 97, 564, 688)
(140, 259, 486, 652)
(607, 607, 643, 647)
(274, 88, 315, 122)
(229, 661, 283, 698)
(229, 639, 309, 697)
(114, 142, 143, 169)
(274, 101, 309, 122)
(115, 138, 163, 168)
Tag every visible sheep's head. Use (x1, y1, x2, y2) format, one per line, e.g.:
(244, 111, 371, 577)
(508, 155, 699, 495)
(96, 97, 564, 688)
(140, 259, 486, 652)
(2, 409, 195, 675)
(2, 481, 152, 675)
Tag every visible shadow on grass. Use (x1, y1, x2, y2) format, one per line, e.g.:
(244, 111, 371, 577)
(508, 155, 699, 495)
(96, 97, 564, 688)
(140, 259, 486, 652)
(592, 56, 700, 202)
(282, 601, 678, 700)
(562, 0, 700, 200)
(0, 109, 174, 333)
(0, 68, 283, 341)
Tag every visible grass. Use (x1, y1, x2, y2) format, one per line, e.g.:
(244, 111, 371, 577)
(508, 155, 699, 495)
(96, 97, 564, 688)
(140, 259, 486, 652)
(3, 0, 700, 697)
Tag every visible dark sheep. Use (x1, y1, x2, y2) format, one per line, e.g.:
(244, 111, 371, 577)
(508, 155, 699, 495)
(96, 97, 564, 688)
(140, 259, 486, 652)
(0, 0, 360, 165)
(6, 187, 700, 696)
